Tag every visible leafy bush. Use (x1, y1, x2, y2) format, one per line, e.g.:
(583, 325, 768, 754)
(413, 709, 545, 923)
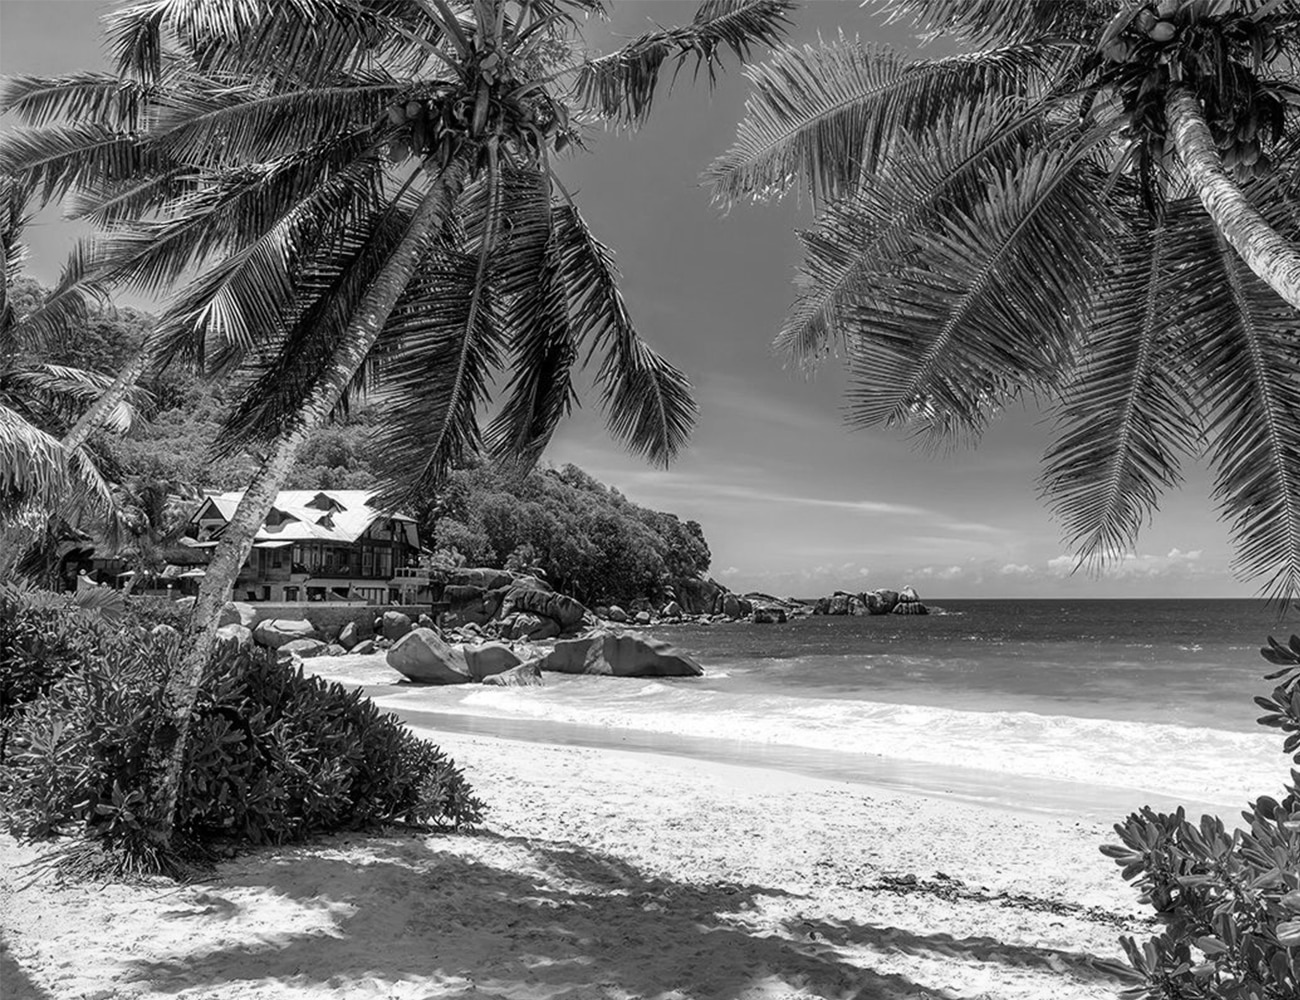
(122, 593, 192, 633)
(0, 583, 110, 739)
(1, 638, 484, 855)
(1102, 636, 1300, 999)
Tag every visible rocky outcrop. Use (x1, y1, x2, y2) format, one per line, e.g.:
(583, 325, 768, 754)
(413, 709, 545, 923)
(827, 594, 851, 616)
(500, 586, 586, 629)
(462, 641, 522, 681)
(751, 606, 787, 624)
(280, 638, 327, 659)
(253, 618, 318, 649)
(218, 601, 257, 628)
(541, 632, 704, 677)
(215, 623, 253, 654)
(866, 589, 899, 615)
(386, 628, 471, 684)
(481, 660, 544, 687)
(892, 585, 928, 615)
(444, 567, 521, 592)
(381, 610, 413, 641)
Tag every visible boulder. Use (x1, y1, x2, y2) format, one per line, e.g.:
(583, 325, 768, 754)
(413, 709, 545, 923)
(381, 610, 413, 641)
(606, 605, 629, 623)
(500, 586, 587, 629)
(721, 593, 742, 619)
(676, 575, 725, 615)
(214, 623, 253, 654)
(441, 585, 501, 626)
(445, 567, 521, 592)
(280, 638, 327, 658)
(150, 623, 181, 641)
(350, 639, 377, 656)
(594, 606, 610, 618)
(826, 594, 851, 616)
(417, 613, 437, 629)
(892, 585, 928, 615)
(323, 643, 348, 657)
(866, 589, 899, 615)
(848, 595, 867, 616)
(634, 610, 652, 625)
(218, 601, 257, 628)
(386, 628, 471, 684)
(661, 600, 683, 618)
(542, 632, 704, 678)
(812, 597, 831, 615)
(751, 606, 787, 624)
(337, 621, 361, 650)
(462, 641, 522, 681)
(508, 613, 560, 641)
(253, 618, 318, 649)
(481, 659, 544, 687)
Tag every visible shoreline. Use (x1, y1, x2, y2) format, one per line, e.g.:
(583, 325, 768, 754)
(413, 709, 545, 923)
(0, 728, 1148, 1000)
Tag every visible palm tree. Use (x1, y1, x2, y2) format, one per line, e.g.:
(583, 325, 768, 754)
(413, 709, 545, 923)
(3, 0, 793, 845)
(0, 176, 135, 579)
(708, 0, 1300, 600)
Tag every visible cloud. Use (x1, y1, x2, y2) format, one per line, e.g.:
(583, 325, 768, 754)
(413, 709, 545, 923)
(718, 566, 742, 577)
(1047, 548, 1205, 579)
(999, 563, 1034, 576)
(913, 565, 966, 581)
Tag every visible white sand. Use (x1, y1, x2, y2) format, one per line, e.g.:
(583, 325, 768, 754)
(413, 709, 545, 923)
(0, 726, 1150, 1000)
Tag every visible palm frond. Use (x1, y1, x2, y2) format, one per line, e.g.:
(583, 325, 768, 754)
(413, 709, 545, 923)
(551, 204, 695, 465)
(1, 72, 155, 129)
(706, 36, 1062, 206)
(574, 0, 794, 127)
(843, 144, 1111, 442)
(368, 248, 503, 505)
(8, 239, 109, 352)
(779, 100, 1046, 366)
(9, 363, 144, 434)
(0, 124, 155, 206)
(147, 72, 400, 166)
(882, 0, 1105, 46)
(1041, 209, 1201, 567)
(0, 403, 68, 515)
(1176, 207, 1300, 602)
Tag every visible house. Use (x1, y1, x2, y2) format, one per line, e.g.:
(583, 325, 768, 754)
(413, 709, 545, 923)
(185, 489, 429, 604)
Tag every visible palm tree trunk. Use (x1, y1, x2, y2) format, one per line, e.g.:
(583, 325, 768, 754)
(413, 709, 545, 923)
(63, 340, 150, 452)
(1166, 86, 1300, 312)
(148, 157, 472, 845)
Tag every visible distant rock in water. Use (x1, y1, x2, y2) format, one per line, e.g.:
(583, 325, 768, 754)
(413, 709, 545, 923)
(751, 606, 787, 624)
(810, 586, 925, 616)
(892, 585, 928, 615)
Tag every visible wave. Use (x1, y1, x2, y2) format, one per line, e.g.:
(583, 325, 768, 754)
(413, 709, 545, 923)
(375, 678, 1280, 809)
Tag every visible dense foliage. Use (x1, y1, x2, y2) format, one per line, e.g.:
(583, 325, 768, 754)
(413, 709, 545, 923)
(1103, 638, 1300, 998)
(432, 462, 710, 605)
(0, 588, 483, 874)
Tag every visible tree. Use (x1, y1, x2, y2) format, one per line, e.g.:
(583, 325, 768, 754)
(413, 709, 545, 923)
(2, 0, 791, 848)
(708, 0, 1300, 600)
(0, 177, 135, 579)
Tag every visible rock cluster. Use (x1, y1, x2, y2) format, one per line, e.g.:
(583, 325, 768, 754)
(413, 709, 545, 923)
(811, 585, 928, 616)
(381, 626, 703, 685)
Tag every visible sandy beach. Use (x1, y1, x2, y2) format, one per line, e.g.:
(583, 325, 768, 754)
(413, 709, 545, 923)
(1, 720, 1152, 1000)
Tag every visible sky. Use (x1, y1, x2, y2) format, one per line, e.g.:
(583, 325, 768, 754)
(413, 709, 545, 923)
(0, 0, 1257, 598)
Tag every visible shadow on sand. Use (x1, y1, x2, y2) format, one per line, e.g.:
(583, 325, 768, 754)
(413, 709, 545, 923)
(2, 933, 54, 1000)
(113, 831, 1136, 1000)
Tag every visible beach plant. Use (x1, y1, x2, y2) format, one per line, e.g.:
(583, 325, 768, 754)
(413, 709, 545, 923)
(0, 0, 793, 849)
(709, 0, 1300, 603)
(1101, 637, 1300, 999)
(0, 633, 483, 878)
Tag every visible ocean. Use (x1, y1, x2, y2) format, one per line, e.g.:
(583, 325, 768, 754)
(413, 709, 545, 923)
(343, 599, 1296, 822)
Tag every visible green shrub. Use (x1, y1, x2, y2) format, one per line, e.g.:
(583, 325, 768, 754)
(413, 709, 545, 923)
(122, 594, 192, 633)
(0, 583, 113, 740)
(1, 640, 484, 853)
(1103, 637, 1300, 999)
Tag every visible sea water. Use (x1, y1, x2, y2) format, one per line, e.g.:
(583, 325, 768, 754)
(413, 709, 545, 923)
(355, 600, 1294, 820)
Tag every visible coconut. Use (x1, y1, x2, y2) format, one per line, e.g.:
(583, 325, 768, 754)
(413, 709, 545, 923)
(1148, 21, 1176, 42)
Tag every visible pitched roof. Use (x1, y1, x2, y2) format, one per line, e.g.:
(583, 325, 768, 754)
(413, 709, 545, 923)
(196, 490, 414, 545)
